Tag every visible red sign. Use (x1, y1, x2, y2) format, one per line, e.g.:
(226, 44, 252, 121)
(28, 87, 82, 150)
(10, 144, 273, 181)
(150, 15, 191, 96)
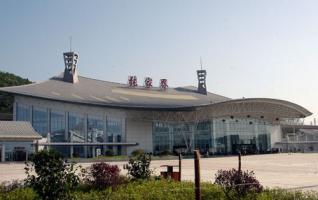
(128, 76, 138, 87)
(144, 77, 153, 88)
(160, 79, 168, 90)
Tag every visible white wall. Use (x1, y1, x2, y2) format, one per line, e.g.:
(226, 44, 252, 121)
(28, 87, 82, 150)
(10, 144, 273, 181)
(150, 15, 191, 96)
(126, 119, 153, 155)
(268, 125, 282, 147)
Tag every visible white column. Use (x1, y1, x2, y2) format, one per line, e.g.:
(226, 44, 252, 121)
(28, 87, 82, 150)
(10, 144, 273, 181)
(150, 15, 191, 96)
(211, 119, 215, 150)
(121, 118, 126, 155)
(103, 114, 107, 155)
(66, 112, 73, 158)
(84, 114, 88, 158)
(226, 121, 231, 154)
(254, 123, 259, 151)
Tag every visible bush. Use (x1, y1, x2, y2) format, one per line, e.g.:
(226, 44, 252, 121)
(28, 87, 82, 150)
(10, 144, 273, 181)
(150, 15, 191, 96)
(214, 168, 263, 200)
(3, 180, 318, 200)
(0, 187, 37, 200)
(131, 149, 145, 157)
(0, 180, 24, 193)
(160, 149, 172, 156)
(105, 149, 114, 156)
(124, 153, 152, 180)
(25, 150, 80, 200)
(84, 162, 123, 189)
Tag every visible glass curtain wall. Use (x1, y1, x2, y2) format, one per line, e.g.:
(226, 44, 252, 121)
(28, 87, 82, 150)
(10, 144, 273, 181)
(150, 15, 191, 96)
(153, 122, 171, 154)
(50, 111, 68, 157)
(32, 108, 48, 137)
(172, 123, 193, 154)
(15, 104, 126, 158)
(194, 121, 212, 154)
(87, 116, 105, 157)
(68, 113, 85, 157)
(106, 118, 122, 155)
(16, 104, 30, 121)
(153, 118, 271, 155)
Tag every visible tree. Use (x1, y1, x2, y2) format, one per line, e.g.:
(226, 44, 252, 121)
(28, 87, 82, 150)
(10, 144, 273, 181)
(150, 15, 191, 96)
(124, 153, 152, 180)
(25, 150, 80, 200)
(0, 71, 31, 115)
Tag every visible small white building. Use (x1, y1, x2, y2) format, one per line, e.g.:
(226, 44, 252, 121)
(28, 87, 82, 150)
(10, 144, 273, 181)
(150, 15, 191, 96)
(0, 121, 42, 162)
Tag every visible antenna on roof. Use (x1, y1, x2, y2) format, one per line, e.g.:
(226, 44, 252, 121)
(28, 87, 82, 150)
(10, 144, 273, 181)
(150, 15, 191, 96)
(69, 36, 72, 52)
(200, 57, 203, 70)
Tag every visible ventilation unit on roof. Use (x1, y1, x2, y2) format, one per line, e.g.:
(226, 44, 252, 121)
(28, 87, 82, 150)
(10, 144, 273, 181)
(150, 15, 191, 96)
(63, 52, 79, 83)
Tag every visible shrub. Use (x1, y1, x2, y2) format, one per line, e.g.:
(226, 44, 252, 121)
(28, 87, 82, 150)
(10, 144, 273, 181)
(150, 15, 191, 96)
(131, 149, 145, 157)
(124, 153, 152, 180)
(0, 180, 24, 193)
(0, 187, 37, 200)
(214, 168, 263, 200)
(105, 149, 114, 156)
(25, 150, 80, 200)
(160, 149, 172, 156)
(84, 162, 122, 189)
(4, 180, 318, 200)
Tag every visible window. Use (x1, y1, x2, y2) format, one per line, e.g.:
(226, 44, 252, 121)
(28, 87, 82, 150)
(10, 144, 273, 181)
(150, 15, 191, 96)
(16, 104, 30, 121)
(107, 118, 122, 154)
(68, 113, 85, 143)
(88, 117, 105, 143)
(69, 113, 85, 157)
(50, 111, 66, 142)
(32, 107, 48, 137)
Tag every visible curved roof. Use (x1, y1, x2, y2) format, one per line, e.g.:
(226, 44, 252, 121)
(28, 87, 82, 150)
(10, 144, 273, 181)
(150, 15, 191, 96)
(0, 74, 312, 118)
(203, 98, 312, 119)
(0, 74, 230, 110)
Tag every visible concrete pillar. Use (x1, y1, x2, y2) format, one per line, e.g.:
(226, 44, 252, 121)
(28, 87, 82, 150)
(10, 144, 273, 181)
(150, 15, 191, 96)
(92, 146, 96, 158)
(84, 114, 88, 158)
(121, 118, 126, 155)
(65, 112, 72, 158)
(254, 123, 259, 151)
(226, 121, 230, 154)
(211, 119, 215, 149)
(169, 122, 173, 152)
(47, 108, 51, 140)
(104, 115, 107, 155)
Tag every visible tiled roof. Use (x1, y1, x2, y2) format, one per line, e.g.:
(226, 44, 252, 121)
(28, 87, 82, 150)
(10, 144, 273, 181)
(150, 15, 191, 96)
(0, 121, 42, 140)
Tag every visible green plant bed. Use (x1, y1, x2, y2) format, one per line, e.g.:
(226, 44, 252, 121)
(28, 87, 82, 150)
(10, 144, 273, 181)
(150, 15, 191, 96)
(73, 180, 224, 200)
(2, 180, 318, 200)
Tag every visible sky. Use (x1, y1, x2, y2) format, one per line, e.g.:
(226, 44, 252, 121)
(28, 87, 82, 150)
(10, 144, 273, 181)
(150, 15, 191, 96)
(0, 0, 318, 124)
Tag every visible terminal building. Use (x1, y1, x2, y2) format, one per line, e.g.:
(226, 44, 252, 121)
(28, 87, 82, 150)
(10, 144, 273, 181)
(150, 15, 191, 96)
(0, 51, 312, 158)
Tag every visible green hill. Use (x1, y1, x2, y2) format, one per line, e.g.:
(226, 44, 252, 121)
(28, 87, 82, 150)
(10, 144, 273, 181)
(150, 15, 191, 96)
(0, 71, 32, 116)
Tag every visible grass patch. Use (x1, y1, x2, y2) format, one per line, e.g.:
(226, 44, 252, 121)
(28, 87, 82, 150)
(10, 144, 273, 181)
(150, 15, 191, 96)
(2, 180, 318, 200)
